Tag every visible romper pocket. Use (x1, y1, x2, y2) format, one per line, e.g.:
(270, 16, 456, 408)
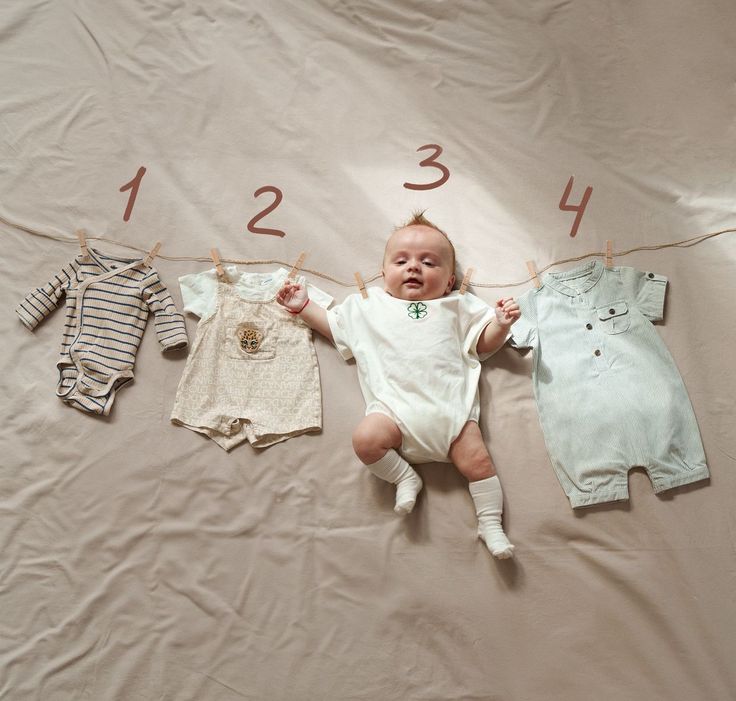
(597, 301, 630, 334)
(227, 319, 277, 360)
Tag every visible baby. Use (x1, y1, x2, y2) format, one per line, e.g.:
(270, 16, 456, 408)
(277, 212, 519, 558)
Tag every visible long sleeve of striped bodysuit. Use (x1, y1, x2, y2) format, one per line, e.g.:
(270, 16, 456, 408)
(16, 258, 81, 331)
(140, 270, 189, 350)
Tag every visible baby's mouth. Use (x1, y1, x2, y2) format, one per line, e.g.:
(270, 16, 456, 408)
(404, 277, 422, 287)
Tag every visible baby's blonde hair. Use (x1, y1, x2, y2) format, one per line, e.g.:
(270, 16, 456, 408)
(394, 210, 456, 272)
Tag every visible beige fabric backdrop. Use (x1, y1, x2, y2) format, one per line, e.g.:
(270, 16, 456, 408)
(1, 2, 735, 699)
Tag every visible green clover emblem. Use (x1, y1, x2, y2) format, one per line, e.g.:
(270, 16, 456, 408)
(407, 302, 428, 320)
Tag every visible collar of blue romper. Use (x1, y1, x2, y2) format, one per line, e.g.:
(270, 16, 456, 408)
(543, 260, 604, 297)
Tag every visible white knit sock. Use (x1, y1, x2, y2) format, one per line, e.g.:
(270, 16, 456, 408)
(365, 449, 423, 514)
(469, 476, 515, 559)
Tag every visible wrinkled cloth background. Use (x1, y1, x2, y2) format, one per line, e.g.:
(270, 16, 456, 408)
(1, 2, 735, 700)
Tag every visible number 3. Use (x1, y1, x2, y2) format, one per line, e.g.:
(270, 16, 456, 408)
(403, 144, 450, 191)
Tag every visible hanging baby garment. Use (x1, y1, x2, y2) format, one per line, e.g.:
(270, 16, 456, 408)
(170, 266, 332, 450)
(16, 248, 188, 416)
(510, 260, 709, 508)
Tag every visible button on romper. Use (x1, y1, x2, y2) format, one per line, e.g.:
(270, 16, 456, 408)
(510, 260, 709, 507)
(170, 267, 331, 450)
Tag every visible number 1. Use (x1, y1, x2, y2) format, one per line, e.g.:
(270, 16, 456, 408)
(120, 167, 147, 222)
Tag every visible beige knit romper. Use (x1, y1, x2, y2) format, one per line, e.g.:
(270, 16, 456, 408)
(171, 275, 322, 450)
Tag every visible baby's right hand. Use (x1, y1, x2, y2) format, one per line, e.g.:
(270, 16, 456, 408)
(276, 279, 309, 312)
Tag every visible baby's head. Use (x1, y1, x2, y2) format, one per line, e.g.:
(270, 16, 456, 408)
(382, 211, 456, 301)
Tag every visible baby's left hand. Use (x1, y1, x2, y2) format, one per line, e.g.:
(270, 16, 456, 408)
(495, 297, 520, 328)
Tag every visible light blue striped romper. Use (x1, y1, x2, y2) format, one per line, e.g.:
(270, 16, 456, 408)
(510, 260, 709, 507)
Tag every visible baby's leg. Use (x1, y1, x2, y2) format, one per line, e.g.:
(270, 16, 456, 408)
(449, 421, 515, 559)
(352, 414, 423, 515)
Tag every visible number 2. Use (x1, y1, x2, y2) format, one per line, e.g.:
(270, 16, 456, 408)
(247, 186, 286, 237)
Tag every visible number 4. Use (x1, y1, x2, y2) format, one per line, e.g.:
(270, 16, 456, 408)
(560, 176, 592, 237)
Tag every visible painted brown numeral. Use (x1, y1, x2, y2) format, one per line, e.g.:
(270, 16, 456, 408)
(247, 186, 286, 237)
(120, 166, 146, 222)
(559, 176, 593, 237)
(403, 144, 450, 190)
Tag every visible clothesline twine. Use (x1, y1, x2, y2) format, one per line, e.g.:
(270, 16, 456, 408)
(2, 214, 734, 290)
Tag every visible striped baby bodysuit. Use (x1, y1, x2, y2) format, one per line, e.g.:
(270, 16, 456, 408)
(16, 248, 188, 415)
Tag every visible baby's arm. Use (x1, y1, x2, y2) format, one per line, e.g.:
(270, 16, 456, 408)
(476, 297, 520, 355)
(276, 280, 334, 343)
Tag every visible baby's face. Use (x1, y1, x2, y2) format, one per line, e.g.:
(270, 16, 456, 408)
(382, 225, 456, 301)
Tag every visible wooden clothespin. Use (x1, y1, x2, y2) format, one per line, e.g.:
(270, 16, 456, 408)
(354, 272, 368, 299)
(76, 229, 90, 260)
(459, 267, 474, 295)
(144, 241, 161, 267)
(288, 251, 306, 279)
(210, 248, 225, 279)
(526, 260, 541, 289)
(605, 240, 613, 268)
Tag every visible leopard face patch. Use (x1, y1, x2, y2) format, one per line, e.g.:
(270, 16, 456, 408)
(237, 324, 264, 354)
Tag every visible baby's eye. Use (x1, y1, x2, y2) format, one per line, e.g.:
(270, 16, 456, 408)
(422, 260, 436, 267)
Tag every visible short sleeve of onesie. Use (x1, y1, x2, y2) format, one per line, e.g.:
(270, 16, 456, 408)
(302, 277, 333, 310)
(619, 267, 667, 322)
(457, 292, 500, 360)
(327, 293, 360, 360)
(179, 271, 215, 319)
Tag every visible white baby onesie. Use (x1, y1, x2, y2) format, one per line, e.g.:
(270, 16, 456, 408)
(171, 266, 332, 450)
(326, 287, 497, 464)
